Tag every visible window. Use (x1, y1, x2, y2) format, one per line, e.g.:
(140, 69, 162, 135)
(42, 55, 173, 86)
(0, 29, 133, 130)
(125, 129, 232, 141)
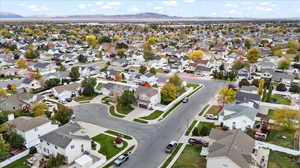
(55, 146, 58, 149)
(71, 145, 75, 149)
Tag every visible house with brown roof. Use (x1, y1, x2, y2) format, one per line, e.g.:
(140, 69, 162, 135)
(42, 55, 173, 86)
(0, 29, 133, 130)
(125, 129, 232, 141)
(135, 86, 160, 109)
(207, 129, 255, 168)
(52, 83, 81, 102)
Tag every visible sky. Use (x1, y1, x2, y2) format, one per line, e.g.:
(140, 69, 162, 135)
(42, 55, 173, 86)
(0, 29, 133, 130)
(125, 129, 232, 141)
(1, 0, 300, 18)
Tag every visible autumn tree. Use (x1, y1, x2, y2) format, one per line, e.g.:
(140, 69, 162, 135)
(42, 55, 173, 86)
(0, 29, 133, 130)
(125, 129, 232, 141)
(69, 67, 80, 81)
(86, 35, 98, 48)
(0, 89, 7, 97)
(258, 79, 265, 95)
(32, 103, 48, 116)
(113, 34, 121, 41)
(246, 48, 261, 63)
(54, 104, 73, 125)
(278, 59, 290, 71)
(147, 36, 157, 45)
(271, 108, 300, 130)
(219, 87, 236, 104)
(161, 83, 177, 104)
(139, 66, 147, 74)
(16, 58, 28, 69)
(24, 49, 39, 59)
(187, 50, 205, 60)
(149, 67, 156, 74)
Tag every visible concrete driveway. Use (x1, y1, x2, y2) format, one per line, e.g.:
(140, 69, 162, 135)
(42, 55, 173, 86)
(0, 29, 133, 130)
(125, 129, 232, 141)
(73, 79, 229, 168)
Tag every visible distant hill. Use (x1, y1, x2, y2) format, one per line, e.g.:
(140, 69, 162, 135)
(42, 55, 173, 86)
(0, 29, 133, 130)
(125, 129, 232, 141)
(0, 12, 23, 18)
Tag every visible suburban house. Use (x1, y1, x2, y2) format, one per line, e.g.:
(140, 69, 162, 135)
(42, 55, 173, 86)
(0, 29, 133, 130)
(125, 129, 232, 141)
(135, 86, 160, 109)
(52, 83, 81, 102)
(0, 93, 44, 111)
(39, 122, 92, 164)
(139, 73, 158, 85)
(236, 91, 261, 109)
(31, 62, 56, 75)
(20, 78, 42, 90)
(101, 82, 133, 100)
(207, 129, 255, 168)
(218, 104, 257, 131)
(6, 115, 58, 148)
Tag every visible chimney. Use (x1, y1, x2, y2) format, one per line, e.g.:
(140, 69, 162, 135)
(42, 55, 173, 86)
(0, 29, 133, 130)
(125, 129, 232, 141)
(8, 114, 15, 121)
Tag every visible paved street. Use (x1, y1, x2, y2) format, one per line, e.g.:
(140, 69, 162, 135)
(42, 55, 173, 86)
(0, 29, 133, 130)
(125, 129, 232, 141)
(73, 79, 228, 168)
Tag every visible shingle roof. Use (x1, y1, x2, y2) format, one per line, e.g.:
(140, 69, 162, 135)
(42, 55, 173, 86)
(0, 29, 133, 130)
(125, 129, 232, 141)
(220, 104, 257, 121)
(40, 122, 89, 149)
(208, 129, 255, 168)
(7, 115, 50, 132)
(136, 86, 158, 98)
(53, 83, 80, 94)
(236, 91, 260, 102)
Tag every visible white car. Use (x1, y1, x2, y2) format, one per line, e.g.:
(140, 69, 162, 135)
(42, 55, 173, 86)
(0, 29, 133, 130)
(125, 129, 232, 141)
(205, 114, 218, 120)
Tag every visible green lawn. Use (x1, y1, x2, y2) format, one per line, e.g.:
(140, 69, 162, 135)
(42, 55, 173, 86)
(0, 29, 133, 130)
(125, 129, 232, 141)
(270, 95, 291, 105)
(140, 110, 164, 120)
(193, 122, 216, 136)
(268, 150, 299, 168)
(172, 145, 206, 168)
(3, 154, 32, 168)
(185, 120, 198, 136)
(133, 118, 148, 124)
(104, 130, 133, 140)
(187, 83, 200, 89)
(102, 145, 135, 168)
(160, 101, 182, 119)
(116, 104, 134, 114)
(198, 105, 209, 116)
(92, 134, 128, 159)
(74, 94, 98, 102)
(267, 126, 295, 149)
(160, 143, 183, 168)
(109, 106, 125, 118)
(96, 83, 105, 90)
(206, 105, 222, 115)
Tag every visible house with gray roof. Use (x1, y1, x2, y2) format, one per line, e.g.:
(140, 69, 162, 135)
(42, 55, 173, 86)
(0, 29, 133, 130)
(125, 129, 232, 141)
(39, 122, 92, 164)
(207, 129, 255, 168)
(135, 86, 160, 109)
(218, 104, 257, 131)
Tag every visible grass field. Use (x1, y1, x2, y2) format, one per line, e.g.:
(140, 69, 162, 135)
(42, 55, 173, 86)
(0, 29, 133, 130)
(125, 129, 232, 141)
(140, 110, 164, 120)
(172, 145, 206, 168)
(3, 155, 32, 168)
(268, 150, 299, 168)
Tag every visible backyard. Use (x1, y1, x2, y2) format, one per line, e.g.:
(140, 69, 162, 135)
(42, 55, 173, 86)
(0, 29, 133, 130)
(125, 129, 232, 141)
(172, 145, 206, 168)
(270, 95, 291, 105)
(268, 150, 299, 168)
(92, 134, 128, 159)
(267, 125, 296, 149)
(3, 154, 32, 168)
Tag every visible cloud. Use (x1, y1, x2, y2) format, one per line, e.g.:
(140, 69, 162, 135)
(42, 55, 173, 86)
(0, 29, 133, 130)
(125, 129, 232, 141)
(224, 3, 238, 8)
(127, 6, 139, 13)
(95, 2, 103, 6)
(28, 5, 48, 11)
(297, 8, 300, 13)
(163, 0, 177, 6)
(256, 7, 273, 12)
(153, 6, 164, 11)
(78, 4, 91, 9)
(102, 1, 121, 9)
(183, 0, 195, 3)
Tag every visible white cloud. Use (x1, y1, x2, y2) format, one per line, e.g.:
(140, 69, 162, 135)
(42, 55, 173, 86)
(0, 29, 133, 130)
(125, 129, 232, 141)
(154, 6, 164, 11)
(227, 9, 237, 14)
(297, 8, 300, 13)
(183, 0, 195, 3)
(95, 2, 103, 6)
(210, 12, 217, 16)
(102, 2, 121, 9)
(28, 5, 48, 11)
(163, 0, 177, 6)
(256, 7, 273, 12)
(225, 3, 238, 8)
(78, 4, 88, 9)
(127, 6, 139, 13)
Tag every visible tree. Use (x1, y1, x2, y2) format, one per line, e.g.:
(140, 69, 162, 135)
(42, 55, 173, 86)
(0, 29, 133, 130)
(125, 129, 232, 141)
(251, 79, 259, 87)
(287, 41, 299, 49)
(169, 74, 185, 95)
(47, 154, 66, 168)
(246, 48, 261, 63)
(78, 54, 87, 63)
(81, 78, 96, 96)
(276, 83, 287, 92)
(44, 78, 60, 89)
(232, 61, 244, 70)
(199, 126, 209, 136)
(147, 36, 157, 45)
(187, 50, 205, 60)
(289, 83, 300, 93)
(272, 49, 282, 57)
(56, 65, 67, 72)
(149, 67, 156, 74)
(244, 39, 252, 49)
(86, 35, 98, 48)
(239, 79, 250, 88)
(24, 49, 39, 59)
(54, 104, 73, 125)
(258, 79, 265, 95)
(113, 34, 121, 41)
(115, 72, 122, 81)
(0, 89, 7, 97)
(266, 84, 273, 102)
(8, 131, 24, 148)
(277, 59, 290, 71)
(16, 58, 28, 69)
(117, 90, 136, 111)
(219, 87, 236, 104)
(161, 83, 177, 104)
(69, 67, 80, 81)
(139, 66, 147, 74)
(0, 135, 7, 161)
(32, 103, 48, 116)
(271, 108, 300, 130)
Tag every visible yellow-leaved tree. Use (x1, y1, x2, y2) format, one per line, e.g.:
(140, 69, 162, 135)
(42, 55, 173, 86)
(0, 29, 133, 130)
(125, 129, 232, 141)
(32, 103, 49, 117)
(86, 35, 98, 48)
(0, 89, 7, 97)
(258, 79, 264, 95)
(187, 50, 205, 60)
(271, 108, 300, 130)
(16, 58, 28, 69)
(219, 87, 236, 104)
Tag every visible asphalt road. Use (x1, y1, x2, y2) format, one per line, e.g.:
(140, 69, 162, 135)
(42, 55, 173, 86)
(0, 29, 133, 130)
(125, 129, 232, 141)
(73, 79, 229, 168)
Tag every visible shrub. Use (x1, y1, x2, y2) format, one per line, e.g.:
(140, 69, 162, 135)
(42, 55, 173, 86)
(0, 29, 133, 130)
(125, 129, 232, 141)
(192, 127, 199, 136)
(276, 83, 287, 92)
(7, 131, 24, 148)
(289, 83, 300, 93)
(29, 147, 37, 154)
(199, 126, 209, 136)
(239, 78, 250, 88)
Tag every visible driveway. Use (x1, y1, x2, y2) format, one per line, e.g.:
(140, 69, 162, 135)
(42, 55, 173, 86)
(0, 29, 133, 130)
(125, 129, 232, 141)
(73, 79, 228, 168)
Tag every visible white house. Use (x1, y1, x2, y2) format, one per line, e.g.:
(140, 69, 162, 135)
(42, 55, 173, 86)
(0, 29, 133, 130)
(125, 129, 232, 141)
(52, 83, 81, 101)
(207, 129, 255, 168)
(218, 104, 257, 131)
(140, 73, 158, 85)
(6, 115, 58, 148)
(135, 86, 160, 109)
(39, 122, 92, 164)
(20, 78, 42, 90)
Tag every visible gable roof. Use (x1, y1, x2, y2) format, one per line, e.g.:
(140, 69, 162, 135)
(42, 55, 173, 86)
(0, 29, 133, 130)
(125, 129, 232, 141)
(7, 115, 50, 132)
(208, 129, 255, 168)
(136, 86, 159, 97)
(236, 91, 260, 102)
(220, 104, 257, 121)
(53, 83, 80, 94)
(40, 122, 89, 149)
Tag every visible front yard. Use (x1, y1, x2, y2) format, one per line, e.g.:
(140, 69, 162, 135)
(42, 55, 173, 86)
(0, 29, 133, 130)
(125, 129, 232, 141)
(74, 94, 99, 102)
(172, 145, 206, 168)
(140, 110, 164, 120)
(116, 104, 134, 115)
(267, 125, 296, 149)
(192, 122, 216, 136)
(206, 105, 222, 115)
(270, 95, 291, 105)
(3, 154, 32, 168)
(92, 134, 128, 159)
(268, 150, 299, 168)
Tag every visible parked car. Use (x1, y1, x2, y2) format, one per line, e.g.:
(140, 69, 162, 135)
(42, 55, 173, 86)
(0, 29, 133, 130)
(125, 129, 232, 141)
(182, 97, 189, 103)
(165, 141, 177, 153)
(114, 153, 129, 166)
(188, 138, 208, 147)
(205, 114, 218, 120)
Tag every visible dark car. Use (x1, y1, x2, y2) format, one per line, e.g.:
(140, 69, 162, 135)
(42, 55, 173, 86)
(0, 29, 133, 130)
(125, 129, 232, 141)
(188, 138, 208, 147)
(165, 141, 177, 153)
(182, 97, 189, 103)
(114, 153, 129, 166)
